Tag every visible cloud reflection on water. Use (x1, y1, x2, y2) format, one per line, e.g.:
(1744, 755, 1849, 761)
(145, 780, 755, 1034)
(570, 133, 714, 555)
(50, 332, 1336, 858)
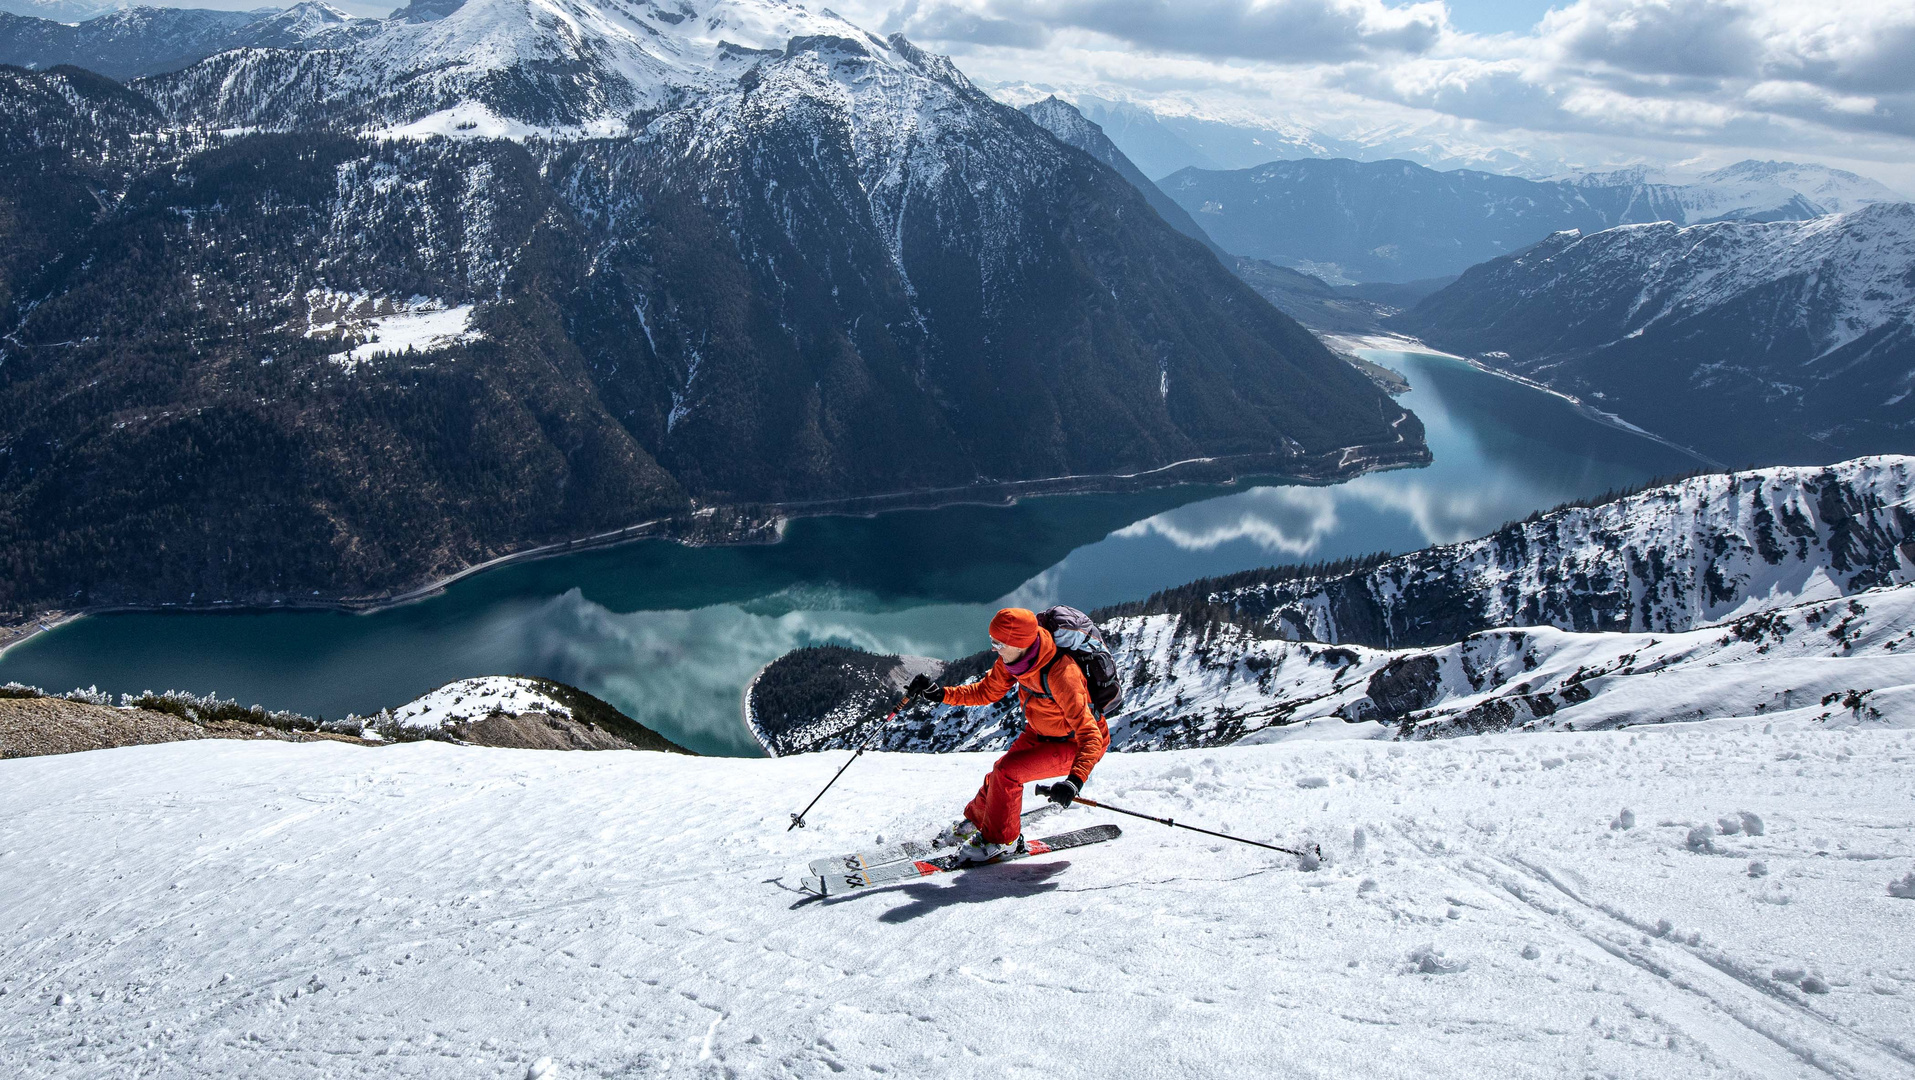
(484, 589, 989, 756)
(1109, 485, 1342, 555)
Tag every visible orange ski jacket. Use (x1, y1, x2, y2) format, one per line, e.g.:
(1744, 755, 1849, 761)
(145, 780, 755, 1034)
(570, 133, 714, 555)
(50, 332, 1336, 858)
(941, 627, 1109, 784)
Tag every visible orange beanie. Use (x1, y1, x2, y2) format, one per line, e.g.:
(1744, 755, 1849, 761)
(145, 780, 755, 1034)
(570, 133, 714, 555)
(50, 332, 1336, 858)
(989, 607, 1040, 648)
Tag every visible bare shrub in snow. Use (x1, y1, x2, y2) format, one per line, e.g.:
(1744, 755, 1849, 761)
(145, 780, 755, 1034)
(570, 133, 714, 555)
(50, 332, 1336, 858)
(122, 690, 322, 733)
(1406, 944, 1468, 975)
(1738, 811, 1765, 836)
(60, 686, 111, 705)
(1685, 826, 1718, 853)
(1717, 816, 1742, 835)
(1890, 872, 1915, 899)
(0, 682, 43, 699)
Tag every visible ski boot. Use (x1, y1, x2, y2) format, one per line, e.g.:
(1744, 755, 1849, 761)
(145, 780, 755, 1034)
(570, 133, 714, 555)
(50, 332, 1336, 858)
(950, 834, 1024, 866)
(933, 818, 980, 850)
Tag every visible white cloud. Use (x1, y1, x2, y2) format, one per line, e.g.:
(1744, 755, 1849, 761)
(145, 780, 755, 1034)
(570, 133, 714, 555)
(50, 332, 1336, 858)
(854, 0, 1915, 187)
(888, 0, 1448, 63)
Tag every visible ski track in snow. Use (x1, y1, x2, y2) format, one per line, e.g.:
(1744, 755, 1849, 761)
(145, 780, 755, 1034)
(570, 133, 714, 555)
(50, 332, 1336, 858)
(4, 712, 1915, 1078)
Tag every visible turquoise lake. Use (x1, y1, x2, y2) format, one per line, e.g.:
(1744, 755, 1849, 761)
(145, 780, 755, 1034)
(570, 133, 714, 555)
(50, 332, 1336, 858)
(0, 351, 1700, 755)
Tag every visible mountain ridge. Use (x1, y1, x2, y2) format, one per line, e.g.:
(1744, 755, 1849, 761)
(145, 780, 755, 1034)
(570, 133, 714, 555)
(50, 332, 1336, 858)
(1394, 203, 1915, 465)
(1162, 156, 1903, 283)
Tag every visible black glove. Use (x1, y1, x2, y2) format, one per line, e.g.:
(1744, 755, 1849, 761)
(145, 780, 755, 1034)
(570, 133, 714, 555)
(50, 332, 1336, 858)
(905, 674, 944, 703)
(1046, 777, 1080, 807)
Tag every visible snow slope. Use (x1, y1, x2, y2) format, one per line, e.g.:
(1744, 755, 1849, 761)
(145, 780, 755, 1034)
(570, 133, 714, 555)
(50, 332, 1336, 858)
(4, 714, 1915, 1078)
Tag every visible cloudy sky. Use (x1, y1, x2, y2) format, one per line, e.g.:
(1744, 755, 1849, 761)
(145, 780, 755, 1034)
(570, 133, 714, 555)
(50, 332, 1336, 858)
(818, 0, 1915, 188)
(55, 0, 1912, 188)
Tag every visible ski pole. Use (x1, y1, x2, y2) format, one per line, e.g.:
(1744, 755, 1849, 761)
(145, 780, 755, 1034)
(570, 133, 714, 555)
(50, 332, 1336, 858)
(1036, 784, 1320, 858)
(787, 693, 911, 831)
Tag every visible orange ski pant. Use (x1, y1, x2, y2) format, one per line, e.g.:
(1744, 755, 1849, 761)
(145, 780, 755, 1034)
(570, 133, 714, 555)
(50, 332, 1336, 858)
(963, 730, 1079, 844)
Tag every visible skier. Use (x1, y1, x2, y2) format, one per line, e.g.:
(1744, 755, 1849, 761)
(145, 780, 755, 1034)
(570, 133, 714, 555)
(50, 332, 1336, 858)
(905, 606, 1109, 865)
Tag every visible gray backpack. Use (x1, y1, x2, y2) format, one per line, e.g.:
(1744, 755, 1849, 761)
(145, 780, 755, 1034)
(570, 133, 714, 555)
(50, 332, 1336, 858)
(1035, 605, 1124, 718)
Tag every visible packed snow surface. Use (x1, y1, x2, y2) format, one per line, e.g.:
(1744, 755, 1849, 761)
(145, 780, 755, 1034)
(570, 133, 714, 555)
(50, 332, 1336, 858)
(4, 712, 1915, 1077)
(387, 675, 571, 731)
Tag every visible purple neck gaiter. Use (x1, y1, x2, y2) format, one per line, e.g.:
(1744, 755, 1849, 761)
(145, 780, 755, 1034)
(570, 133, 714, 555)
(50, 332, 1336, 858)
(1004, 636, 1044, 676)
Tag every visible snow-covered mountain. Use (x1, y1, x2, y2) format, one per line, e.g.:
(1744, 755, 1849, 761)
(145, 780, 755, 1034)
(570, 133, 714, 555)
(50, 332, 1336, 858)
(1573, 160, 1905, 222)
(0, 4, 371, 80)
(0, 4, 1417, 611)
(0, 0, 121, 22)
(379, 674, 695, 751)
(146, 0, 924, 132)
(1161, 156, 1904, 283)
(751, 458, 1915, 754)
(1398, 203, 1915, 465)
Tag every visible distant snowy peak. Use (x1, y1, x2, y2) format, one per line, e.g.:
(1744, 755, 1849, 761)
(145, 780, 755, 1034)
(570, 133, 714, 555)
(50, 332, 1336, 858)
(1692, 160, 1906, 215)
(1569, 158, 1904, 223)
(234, 2, 378, 49)
(1020, 95, 1099, 148)
(0, 3, 375, 79)
(0, 0, 118, 22)
(144, 0, 932, 133)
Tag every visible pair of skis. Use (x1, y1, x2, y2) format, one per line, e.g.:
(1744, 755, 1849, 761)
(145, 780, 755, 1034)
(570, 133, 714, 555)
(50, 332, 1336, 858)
(803, 805, 1121, 895)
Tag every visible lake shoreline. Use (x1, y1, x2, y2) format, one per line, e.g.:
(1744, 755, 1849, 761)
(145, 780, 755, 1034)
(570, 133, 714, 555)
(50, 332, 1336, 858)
(1329, 332, 1724, 470)
(0, 436, 1431, 661)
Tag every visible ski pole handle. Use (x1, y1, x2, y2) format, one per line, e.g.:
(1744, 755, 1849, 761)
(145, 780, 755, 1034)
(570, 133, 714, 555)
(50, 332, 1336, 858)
(1036, 784, 1318, 858)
